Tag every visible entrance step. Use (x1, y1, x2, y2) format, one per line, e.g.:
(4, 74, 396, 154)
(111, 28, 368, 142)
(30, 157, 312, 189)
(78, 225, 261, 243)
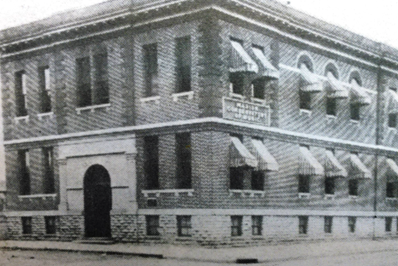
(74, 237, 115, 245)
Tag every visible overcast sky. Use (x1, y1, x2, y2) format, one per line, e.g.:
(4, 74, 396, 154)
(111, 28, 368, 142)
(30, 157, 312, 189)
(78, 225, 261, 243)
(0, 1, 397, 49)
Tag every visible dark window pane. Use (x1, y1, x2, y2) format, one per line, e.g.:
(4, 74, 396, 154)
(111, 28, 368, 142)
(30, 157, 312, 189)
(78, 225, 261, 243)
(252, 216, 262, 236)
(39, 67, 52, 113)
(177, 216, 192, 237)
(349, 179, 358, 196)
(252, 79, 265, 99)
(389, 114, 397, 128)
(298, 175, 310, 193)
(22, 217, 32, 235)
(231, 216, 242, 236)
(326, 97, 336, 116)
(299, 216, 308, 234)
(45, 216, 56, 235)
(146, 216, 160, 236)
(144, 44, 158, 97)
(324, 216, 333, 233)
(387, 182, 395, 198)
(176, 133, 191, 189)
(43, 148, 55, 194)
(19, 150, 30, 195)
(325, 178, 335, 195)
(15, 71, 27, 116)
(93, 53, 109, 104)
(299, 91, 311, 110)
(350, 103, 360, 121)
(348, 217, 356, 233)
(176, 36, 191, 93)
(230, 167, 244, 190)
(230, 73, 244, 95)
(386, 217, 392, 232)
(76, 57, 91, 107)
(251, 171, 264, 191)
(144, 136, 159, 190)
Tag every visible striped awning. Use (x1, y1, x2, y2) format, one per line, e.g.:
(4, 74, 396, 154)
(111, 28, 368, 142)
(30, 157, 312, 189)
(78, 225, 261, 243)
(230, 137, 258, 168)
(251, 139, 279, 171)
(350, 79, 371, 106)
(325, 72, 349, 99)
(324, 150, 348, 178)
(387, 89, 398, 114)
(299, 64, 323, 93)
(252, 47, 279, 79)
(299, 146, 324, 176)
(349, 154, 371, 179)
(387, 159, 398, 180)
(229, 40, 258, 73)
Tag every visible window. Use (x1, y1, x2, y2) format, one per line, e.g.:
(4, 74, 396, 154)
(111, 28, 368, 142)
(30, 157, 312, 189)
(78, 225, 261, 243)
(348, 217, 356, 233)
(76, 57, 91, 107)
(251, 171, 264, 191)
(252, 216, 262, 236)
(299, 90, 311, 110)
(45, 216, 56, 235)
(22, 217, 32, 235)
(18, 150, 30, 195)
(325, 178, 335, 195)
(386, 182, 395, 198)
(252, 79, 265, 99)
(350, 103, 360, 121)
(144, 136, 159, 190)
(389, 114, 397, 128)
(15, 71, 28, 116)
(326, 97, 336, 116)
(231, 216, 243, 236)
(299, 216, 308, 234)
(177, 216, 192, 237)
(229, 73, 245, 95)
(43, 147, 55, 194)
(93, 53, 109, 105)
(39, 66, 51, 113)
(146, 215, 160, 236)
(298, 175, 310, 193)
(386, 217, 392, 232)
(230, 167, 244, 190)
(143, 43, 158, 97)
(176, 36, 191, 93)
(324, 216, 333, 233)
(349, 179, 359, 196)
(176, 133, 192, 189)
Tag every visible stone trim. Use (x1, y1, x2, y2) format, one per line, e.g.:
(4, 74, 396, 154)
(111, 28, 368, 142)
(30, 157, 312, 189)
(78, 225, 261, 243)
(75, 103, 111, 114)
(142, 189, 194, 197)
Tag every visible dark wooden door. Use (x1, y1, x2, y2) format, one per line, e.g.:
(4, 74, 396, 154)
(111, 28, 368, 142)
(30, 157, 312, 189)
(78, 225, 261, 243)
(83, 165, 112, 238)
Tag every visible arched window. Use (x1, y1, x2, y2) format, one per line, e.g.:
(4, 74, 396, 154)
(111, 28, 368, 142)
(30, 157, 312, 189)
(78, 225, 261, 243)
(297, 54, 314, 72)
(325, 63, 339, 79)
(349, 71, 362, 86)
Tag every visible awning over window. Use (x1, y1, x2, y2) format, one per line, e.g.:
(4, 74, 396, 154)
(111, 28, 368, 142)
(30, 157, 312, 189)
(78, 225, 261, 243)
(325, 72, 349, 99)
(251, 47, 279, 79)
(251, 139, 279, 171)
(299, 64, 323, 93)
(387, 159, 398, 179)
(324, 150, 347, 178)
(229, 40, 258, 73)
(387, 90, 398, 114)
(230, 137, 258, 168)
(349, 154, 371, 179)
(299, 146, 324, 175)
(350, 79, 371, 106)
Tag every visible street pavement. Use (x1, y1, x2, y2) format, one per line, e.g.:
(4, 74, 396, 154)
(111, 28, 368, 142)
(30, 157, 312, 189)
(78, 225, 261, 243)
(1, 238, 398, 264)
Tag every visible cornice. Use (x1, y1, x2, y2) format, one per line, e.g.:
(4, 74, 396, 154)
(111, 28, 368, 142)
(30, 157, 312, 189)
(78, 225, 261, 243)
(1, 0, 398, 68)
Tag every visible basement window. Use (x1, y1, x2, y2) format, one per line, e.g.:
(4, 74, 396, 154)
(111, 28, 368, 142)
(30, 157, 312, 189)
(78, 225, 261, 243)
(22, 217, 32, 235)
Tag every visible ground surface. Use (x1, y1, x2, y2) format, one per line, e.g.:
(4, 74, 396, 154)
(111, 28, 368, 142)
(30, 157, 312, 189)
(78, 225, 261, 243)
(0, 249, 397, 266)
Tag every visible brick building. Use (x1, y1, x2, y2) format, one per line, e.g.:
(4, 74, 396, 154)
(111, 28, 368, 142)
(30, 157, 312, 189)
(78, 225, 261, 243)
(1, 0, 398, 245)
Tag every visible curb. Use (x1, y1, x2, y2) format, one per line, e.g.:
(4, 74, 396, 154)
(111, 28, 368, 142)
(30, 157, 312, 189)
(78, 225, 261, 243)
(0, 246, 164, 259)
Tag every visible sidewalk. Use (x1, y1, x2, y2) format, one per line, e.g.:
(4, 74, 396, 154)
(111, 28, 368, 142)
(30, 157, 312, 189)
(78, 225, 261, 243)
(0, 238, 398, 263)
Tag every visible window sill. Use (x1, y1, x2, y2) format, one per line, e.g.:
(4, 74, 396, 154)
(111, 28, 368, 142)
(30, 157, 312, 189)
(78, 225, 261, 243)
(76, 103, 110, 114)
(18, 194, 57, 200)
(38, 112, 54, 120)
(229, 93, 245, 100)
(298, 193, 311, 199)
(229, 190, 265, 197)
(324, 194, 335, 200)
(299, 109, 312, 116)
(142, 189, 194, 197)
(350, 119, 360, 125)
(388, 127, 397, 132)
(172, 91, 194, 102)
(349, 195, 358, 200)
(15, 115, 29, 123)
(140, 95, 160, 104)
(326, 114, 337, 121)
(386, 197, 398, 202)
(251, 98, 266, 105)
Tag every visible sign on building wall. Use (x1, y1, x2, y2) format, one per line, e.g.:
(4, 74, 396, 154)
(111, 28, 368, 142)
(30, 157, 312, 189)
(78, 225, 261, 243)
(223, 97, 270, 126)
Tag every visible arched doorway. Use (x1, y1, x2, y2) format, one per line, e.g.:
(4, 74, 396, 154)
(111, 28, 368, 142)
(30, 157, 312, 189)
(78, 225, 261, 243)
(83, 164, 112, 238)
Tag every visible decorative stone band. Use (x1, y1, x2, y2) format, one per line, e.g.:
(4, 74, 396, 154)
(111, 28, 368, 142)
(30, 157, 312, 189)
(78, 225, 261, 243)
(229, 190, 265, 198)
(142, 189, 194, 197)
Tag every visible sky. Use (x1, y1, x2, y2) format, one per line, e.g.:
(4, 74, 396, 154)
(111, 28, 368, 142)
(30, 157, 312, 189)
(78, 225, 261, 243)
(0, 1, 397, 48)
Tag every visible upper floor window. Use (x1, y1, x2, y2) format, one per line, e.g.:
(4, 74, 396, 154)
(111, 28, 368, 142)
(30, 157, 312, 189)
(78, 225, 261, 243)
(326, 98, 336, 116)
(146, 215, 160, 236)
(15, 71, 28, 117)
(252, 216, 263, 236)
(45, 216, 56, 235)
(350, 103, 360, 121)
(143, 43, 158, 97)
(299, 216, 308, 234)
(252, 79, 265, 100)
(230, 167, 244, 190)
(386, 181, 396, 198)
(348, 217, 356, 233)
(231, 216, 243, 236)
(349, 179, 359, 196)
(176, 133, 192, 189)
(325, 177, 335, 195)
(76, 53, 109, 107)
(43, 147, 55, 194)
(386, 217, 392, 232)
(176, 36, 191, 93)
(230, 73, 245, 95)
(177, 215, 192, 237)
(298, 175, 310, 193)
(39, 66, 51, 113)
(389, 113, 397, 128)
(18, 150, 30, 195)
(144, 136, 159, 190)
(299, 90, 312, 110)
(22, 217, 32, 235)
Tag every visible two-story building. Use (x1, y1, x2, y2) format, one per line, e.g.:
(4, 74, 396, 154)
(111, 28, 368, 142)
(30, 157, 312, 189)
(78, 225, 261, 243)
(2, 0, 398, 245)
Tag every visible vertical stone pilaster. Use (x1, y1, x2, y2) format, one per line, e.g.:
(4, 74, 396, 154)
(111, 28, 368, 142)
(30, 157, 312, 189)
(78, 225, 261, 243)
(126, 152, 138, 212)
(57, 158, 68, 212)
